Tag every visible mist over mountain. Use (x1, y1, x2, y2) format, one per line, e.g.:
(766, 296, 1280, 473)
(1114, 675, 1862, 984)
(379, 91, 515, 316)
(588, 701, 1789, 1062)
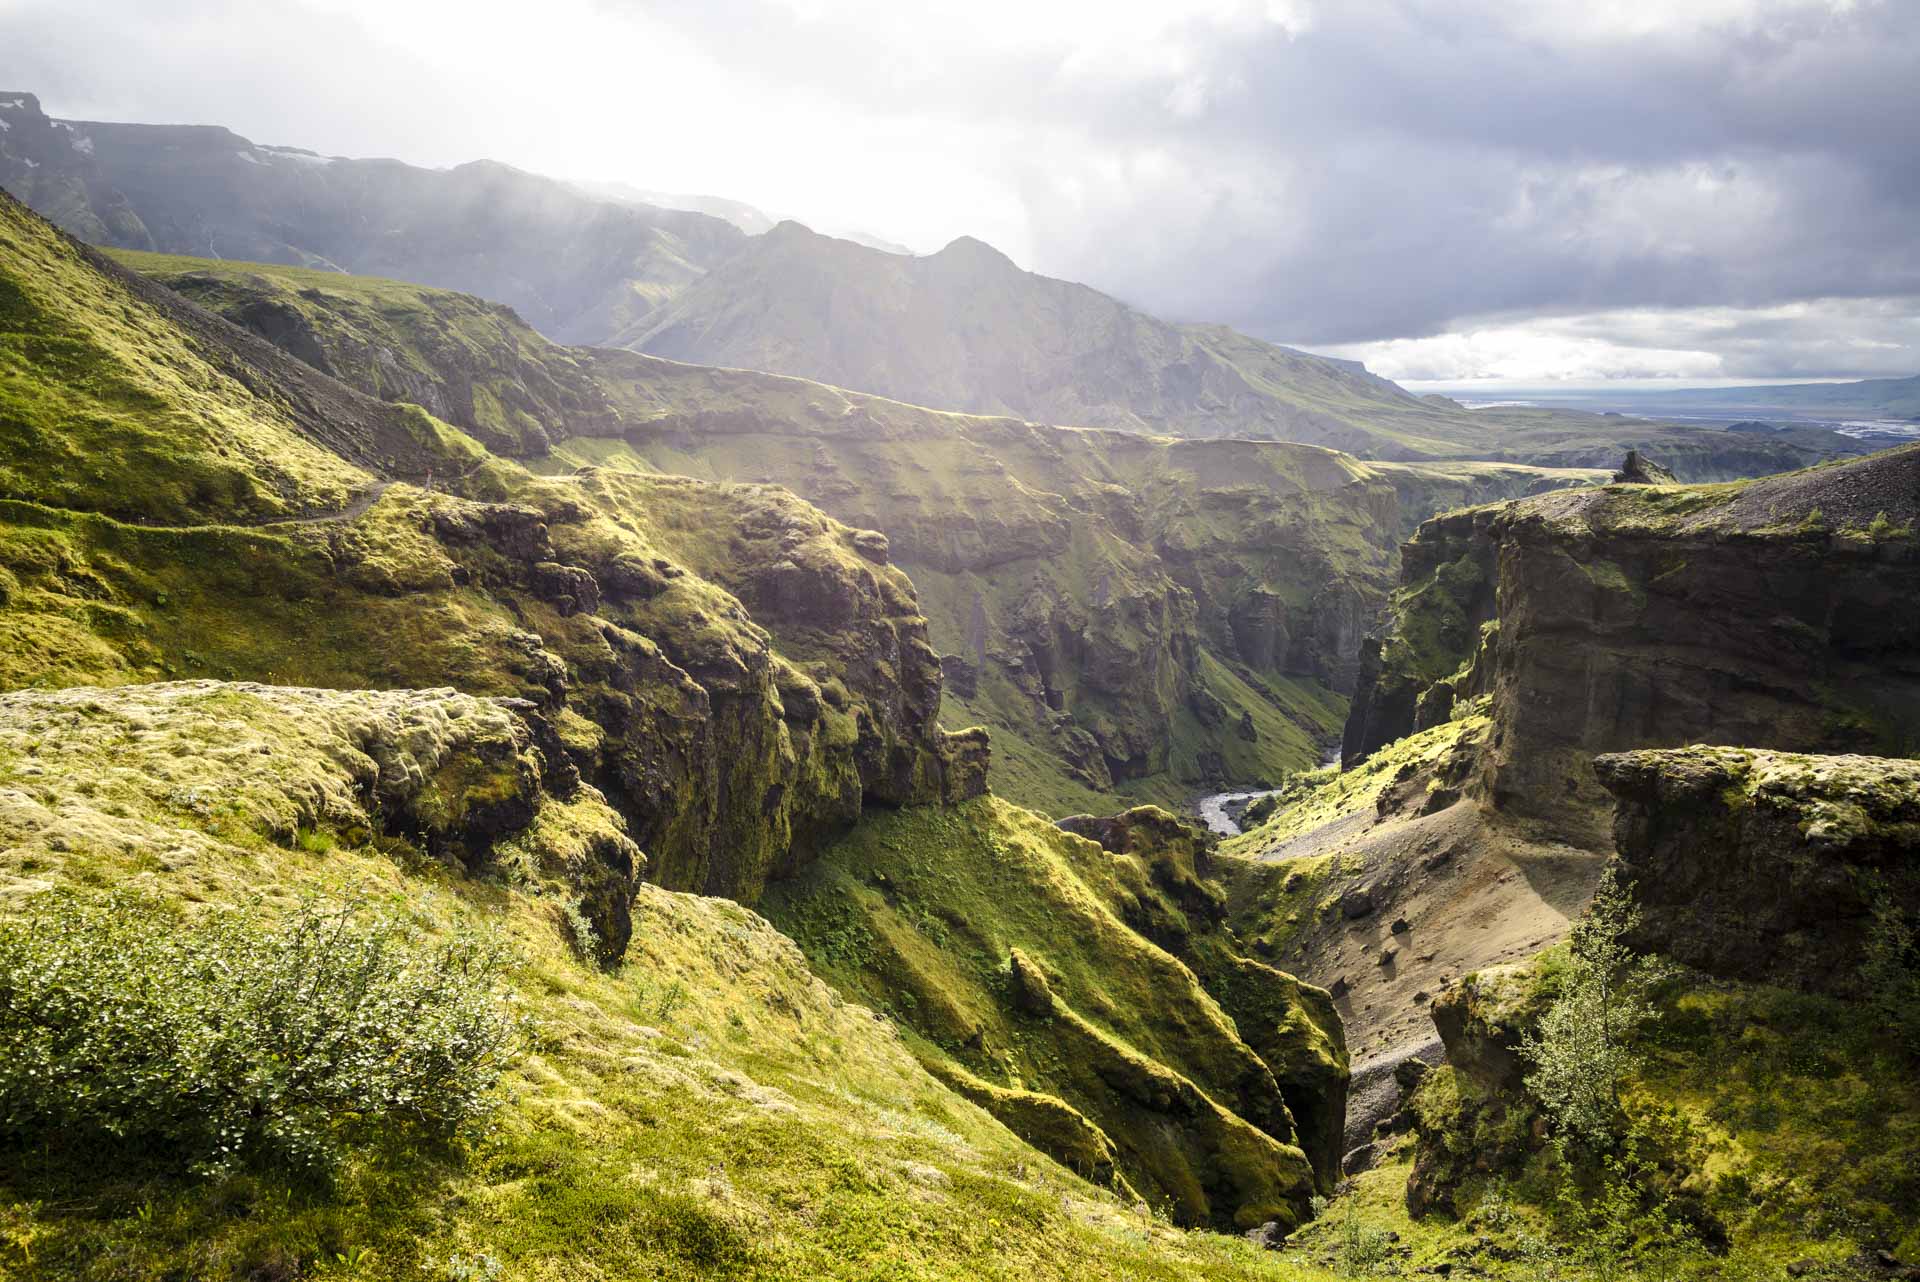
(0, 91, 747, 344)
(5, 89, 1834, 476)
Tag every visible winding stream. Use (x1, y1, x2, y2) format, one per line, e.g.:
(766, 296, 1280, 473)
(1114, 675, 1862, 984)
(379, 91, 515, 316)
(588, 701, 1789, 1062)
(1194, 748, 1342, 836)
(1194, 788, 1284, 837)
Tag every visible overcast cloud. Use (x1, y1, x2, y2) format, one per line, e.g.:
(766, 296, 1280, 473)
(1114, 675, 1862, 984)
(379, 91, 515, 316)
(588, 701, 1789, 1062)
(1, 0, 1915, 385)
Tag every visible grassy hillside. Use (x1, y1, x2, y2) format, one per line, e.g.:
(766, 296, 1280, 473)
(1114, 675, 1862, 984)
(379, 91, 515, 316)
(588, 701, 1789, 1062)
(121, 251, 625, 457)
(1, 197, 370, 523)
(0, 682, 1338, 1281)
(764, 798, 1346, 1223)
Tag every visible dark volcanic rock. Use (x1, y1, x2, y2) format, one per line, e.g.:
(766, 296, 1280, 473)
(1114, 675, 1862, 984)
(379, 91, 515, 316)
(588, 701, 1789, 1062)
(1597, 747, 1920, 994)
(1610, 449, 1679, 484)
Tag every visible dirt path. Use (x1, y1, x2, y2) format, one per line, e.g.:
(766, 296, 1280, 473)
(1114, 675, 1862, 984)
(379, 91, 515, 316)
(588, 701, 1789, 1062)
(258, 480, 392, 526)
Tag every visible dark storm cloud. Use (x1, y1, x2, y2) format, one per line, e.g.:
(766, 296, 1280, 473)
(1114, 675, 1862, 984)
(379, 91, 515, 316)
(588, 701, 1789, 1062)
(635, 0, 1920, 352)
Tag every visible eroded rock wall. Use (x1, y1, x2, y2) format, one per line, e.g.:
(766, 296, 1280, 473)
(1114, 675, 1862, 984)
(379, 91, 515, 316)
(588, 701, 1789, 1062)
(1344, 447, 1920, 840)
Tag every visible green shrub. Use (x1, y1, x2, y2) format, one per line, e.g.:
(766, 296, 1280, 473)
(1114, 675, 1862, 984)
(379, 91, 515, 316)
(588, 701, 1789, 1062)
(0, 891, 525, 1176)
(1519, 873, 1671, 1145)
(1861, 882, 1920, 1059)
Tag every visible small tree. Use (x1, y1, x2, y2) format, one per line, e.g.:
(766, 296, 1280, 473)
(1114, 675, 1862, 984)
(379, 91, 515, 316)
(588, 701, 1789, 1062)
(1519, 872, 1669, 1145)
(1861, 879, 1920, 1059)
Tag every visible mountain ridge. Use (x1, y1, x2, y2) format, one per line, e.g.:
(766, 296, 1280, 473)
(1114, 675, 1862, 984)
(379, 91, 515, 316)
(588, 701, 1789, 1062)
(0, 91, 1848, 476)
(0, 90, 749, 345)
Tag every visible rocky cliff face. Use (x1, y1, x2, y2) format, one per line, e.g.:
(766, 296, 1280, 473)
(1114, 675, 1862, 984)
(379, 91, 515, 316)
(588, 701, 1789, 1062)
(1597, 746, 1920, 995)
(587, 360, 1417, 805)
(1344, 447, 1920, 841)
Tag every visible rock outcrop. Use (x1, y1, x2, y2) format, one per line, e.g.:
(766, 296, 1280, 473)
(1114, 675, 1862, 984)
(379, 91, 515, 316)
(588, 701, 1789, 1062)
(0, 681, 646, 959)
(1611, 449, 1679, 485)
(1343, 446, 1920, 841)
(1597, 747, 1920, 994)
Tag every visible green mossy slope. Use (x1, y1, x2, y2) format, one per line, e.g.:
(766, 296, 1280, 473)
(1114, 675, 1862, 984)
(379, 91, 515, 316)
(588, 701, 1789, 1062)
(116, 250, 625, 457)
(0, 198, 366, 522)
(0, 681, 1337, 1282)
(762, 796, 1349, 1230)
(0, 191, 983, 904)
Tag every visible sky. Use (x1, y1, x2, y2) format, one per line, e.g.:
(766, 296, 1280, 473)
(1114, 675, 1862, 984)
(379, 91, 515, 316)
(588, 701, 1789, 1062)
(2, 0, 1917, 388)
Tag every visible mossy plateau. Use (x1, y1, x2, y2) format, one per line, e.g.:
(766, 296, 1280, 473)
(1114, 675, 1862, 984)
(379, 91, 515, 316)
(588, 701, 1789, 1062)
(1342, 445, 1920, 833)
(1597, 746, 1920, 995)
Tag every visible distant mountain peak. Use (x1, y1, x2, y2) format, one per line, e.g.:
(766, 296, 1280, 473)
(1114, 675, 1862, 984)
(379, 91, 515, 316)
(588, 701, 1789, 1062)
(931, 234, 1014, 267)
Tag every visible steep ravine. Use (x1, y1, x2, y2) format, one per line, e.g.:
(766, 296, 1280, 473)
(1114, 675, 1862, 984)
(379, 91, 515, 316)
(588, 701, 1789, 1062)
(0, 188, 1358, 1276)
(116, 252, 1626, 814)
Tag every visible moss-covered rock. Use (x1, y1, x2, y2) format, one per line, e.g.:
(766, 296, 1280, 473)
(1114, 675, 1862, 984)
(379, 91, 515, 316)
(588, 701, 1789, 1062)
(1596, 746, 1920, 994)
(0, 680, 642, 951)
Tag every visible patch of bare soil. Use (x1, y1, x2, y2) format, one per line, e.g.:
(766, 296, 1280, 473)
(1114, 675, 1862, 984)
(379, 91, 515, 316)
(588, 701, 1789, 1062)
(1256, 798, 1608, 1069)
